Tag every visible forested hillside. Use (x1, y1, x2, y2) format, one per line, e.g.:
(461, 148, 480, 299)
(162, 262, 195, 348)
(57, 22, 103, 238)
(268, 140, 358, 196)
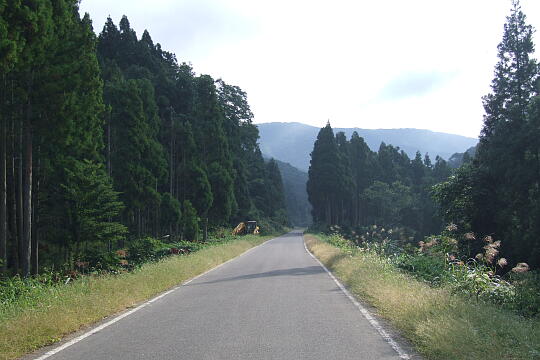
(0, 2, 287, 277)
(273, 159, 312, 227)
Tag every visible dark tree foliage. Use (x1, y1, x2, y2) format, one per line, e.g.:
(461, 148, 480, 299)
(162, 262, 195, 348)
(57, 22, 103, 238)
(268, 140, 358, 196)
(160, 192, 181, 236)
(348, 132, 375, 225)
(53, 159, 127, 255)
(0, 1, 131, 275)
(95, 16, 287, 237)
(307, 122, 342, 225)
(0, 8, 287, 276)
(207, 162, 236, 226)
(264, 159, 288, 226)
(273, 159, 312, 227)
(181, 200, 199, 242)
(216, 79, 255, 222)
(308, 122, 451, 241)
(434, 1, 540, 269)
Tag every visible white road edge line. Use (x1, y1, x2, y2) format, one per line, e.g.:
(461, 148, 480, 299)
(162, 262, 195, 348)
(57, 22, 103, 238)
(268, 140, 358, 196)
(303, 236, 411, 360)
(34, 235, 281, 360)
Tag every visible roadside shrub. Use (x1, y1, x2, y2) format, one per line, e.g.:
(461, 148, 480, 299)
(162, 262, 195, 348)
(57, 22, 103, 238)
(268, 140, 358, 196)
(326, 232, 354, 250)
(181, 200, 200, 242)
(127, 237, 167, 265)
(255, 218, 285, 235)
(450, 260, 515, 305)
(1, 276, 37, 305)
(507, 271, 540, 317)
(209, 227, 229, 239)
(207, 227, 239, 244)
(394, 253, 449, 285)
(392, 233, 458, 285)
(173, 240, 207, 253)
(126, 237, 211, 265)
(0, 272, 58, 306)
(447, 234, 517, 305)
(324, 224, 539, 317)
(327, 224, 416, 257)
(79, 248, 123, 272)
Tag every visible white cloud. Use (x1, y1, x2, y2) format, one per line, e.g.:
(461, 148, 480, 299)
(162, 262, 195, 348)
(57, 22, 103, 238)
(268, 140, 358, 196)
(80, 0, 540, 138)
(378, 71, 458, 101)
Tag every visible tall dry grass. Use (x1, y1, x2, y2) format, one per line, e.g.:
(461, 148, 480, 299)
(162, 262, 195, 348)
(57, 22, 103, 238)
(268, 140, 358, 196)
(0, 235, 269, 360)
(305, 234, 540, 360)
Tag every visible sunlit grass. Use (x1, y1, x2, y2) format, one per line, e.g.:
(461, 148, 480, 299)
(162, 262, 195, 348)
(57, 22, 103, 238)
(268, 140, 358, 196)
(0, 235, 270, 360)
(305, 234, 540, 360)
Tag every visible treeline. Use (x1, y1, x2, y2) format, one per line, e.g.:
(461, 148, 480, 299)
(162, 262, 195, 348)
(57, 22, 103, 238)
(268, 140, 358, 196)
(0, 2, 287, 277)
(307, 122, 452, 239)
(308, 1, 540, 270)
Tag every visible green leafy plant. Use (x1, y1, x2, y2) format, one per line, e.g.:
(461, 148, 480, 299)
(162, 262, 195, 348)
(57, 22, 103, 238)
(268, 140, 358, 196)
(79, 248, 124, 273)
(508, 270, 540, 317)
(324, 223, 537, 315)
(449, 235, 516, 304)
(127, 237, 167, 265)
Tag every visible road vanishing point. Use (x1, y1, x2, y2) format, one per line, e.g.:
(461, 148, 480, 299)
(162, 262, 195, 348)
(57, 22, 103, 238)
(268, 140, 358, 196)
(32, 231, 414, 360)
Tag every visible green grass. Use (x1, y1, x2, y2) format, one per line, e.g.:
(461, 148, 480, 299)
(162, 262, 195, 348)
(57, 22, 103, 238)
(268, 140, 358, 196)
(0, 235, 272, 360)
(305, 234, 540, 360)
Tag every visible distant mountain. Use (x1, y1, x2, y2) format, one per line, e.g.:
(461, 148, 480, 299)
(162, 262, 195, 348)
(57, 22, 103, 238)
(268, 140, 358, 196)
(264, 156, 312, 227)
(257, 122, 478, 172)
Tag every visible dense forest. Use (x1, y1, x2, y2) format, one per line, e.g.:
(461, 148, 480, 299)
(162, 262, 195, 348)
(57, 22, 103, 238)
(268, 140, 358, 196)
(308, 1, 540, 270)
(0, 1, 287, 277)
(307, 124, 452, 239)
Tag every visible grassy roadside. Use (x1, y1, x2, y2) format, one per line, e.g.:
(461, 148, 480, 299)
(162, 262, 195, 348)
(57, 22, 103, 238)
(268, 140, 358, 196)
(0, 234, 273, 360)
(304, 234, 540, 360)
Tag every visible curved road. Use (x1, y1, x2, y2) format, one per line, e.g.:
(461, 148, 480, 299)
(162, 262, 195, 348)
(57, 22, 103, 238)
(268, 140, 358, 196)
(34, 231, 411, 359)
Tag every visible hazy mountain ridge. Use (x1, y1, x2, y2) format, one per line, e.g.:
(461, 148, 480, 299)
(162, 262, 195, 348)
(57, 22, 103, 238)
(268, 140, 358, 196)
(263, 156, 312, 226)
(258, 122, 478, 171)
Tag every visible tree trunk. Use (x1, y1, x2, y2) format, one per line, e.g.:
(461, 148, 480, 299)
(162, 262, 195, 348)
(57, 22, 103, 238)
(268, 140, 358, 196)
(137, 208, 141, 238)
(356, 193, 361, 226)
(17, 119, 23, 274)
(0, 114, 7, 273)
(203, 217, 208, 242)
(8, 118, 18, 273)
(181, 147, 186, 203)
(107, 111, 112, 178)
(31, 187, 38, 275)
(22, 111, 32, 277)
(175, 171, 179, 204)
(169, 108, 174, 196)
(31, 145, 40, 275)
(340, 199, 344, 226)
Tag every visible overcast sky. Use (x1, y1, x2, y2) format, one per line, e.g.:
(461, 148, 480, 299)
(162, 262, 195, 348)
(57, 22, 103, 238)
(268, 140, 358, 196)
(79, 0, 540, 138)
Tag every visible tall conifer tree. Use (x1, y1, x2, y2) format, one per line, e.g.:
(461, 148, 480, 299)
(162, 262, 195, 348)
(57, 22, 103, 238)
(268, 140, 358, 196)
(307, 122, 341, 224)
(476, 0, 539, 265)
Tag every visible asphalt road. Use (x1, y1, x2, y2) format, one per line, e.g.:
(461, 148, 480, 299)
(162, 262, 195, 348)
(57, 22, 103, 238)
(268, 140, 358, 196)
(37, 231, 408, 359)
